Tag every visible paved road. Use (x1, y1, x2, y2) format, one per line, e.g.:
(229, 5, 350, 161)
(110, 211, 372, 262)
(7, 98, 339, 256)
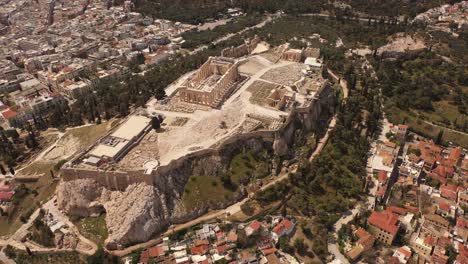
(190, 14, 278, 55)
(300, 13, 404, 25)
(325, 69, 383, 264)
(423, 120, 468, 136)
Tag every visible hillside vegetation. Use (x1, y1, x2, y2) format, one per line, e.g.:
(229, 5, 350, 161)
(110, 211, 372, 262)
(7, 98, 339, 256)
(134, 0, 462, 24)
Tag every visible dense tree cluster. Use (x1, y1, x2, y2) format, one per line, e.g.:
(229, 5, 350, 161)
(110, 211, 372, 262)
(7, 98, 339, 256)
(342, 0, 463, 19)
(134, 0, 461, 24)
(374, 51, 467, 132)
(134, 0, 328, 24)
(181, 15, 263, 49)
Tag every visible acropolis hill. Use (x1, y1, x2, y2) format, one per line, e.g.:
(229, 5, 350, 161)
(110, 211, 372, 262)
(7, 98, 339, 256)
(57, 43, 335, 249)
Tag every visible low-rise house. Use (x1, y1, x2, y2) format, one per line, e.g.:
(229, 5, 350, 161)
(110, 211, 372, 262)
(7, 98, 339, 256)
(410, 235, 435, 258)
(431, 248, 449, 264)
(440, 184, 458, 201)
(0, 185, 11, 192)
(227, 230, 238, 245)
(390, 124, 408, 140)
(454, 218, 467, 242)
(0, 191, 14, 202)
(238, 250, 258, 264)
(456, 244, 468, 264)
(191, 255, 208, 264)
(245, 220, 263, 236)
(392, 246, 412, 264)
(191, 245, 209, 255)
(345, 228, 375, 261)
(197, 224, 215, 239)
(459, 192, 468, 207)
(271, 218, 295, 241)
(425, 214, 450, 231)
(368, 210, 400, 245)
(436, 202, 455, 218)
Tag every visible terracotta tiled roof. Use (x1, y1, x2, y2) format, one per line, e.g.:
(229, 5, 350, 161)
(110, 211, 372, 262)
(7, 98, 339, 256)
(378, 170, 388, 183)
(0, 192, 13, 201)
(424, 235, 437, 247)
(457, 244, 468, 264)
(438, 202, 450, 212)
(1, 109, 17, 120)
(440, 184, 458, 200)
(216, 244, 227, 254)
(0, 185, 11, 192)
(432, 249, 449, 264)
(456, 217, 467, 229)
(272, 219, 294, 236)
(227, 231, 237, 242)
(149, 246, 165, 257)
(355, 228, 369, 239)
(387, 206, 407, 215)
(425, 214, 450, 228)
(404, 204, 419, 214)
(433, 165, 454, 178)
(216, 231, 224, 239)
(398, 246, 412, 258)
(449, 147, 462, 162)
(140, 249, 150, 263)
(249, 220, 262, 231)
(357, 233, 375, 250)
(427, 172, 448, 185)
(194, 239, 209, 246)
(261, 247, 278, 255)
(436, 237, 451, 249)
(368, 210, 399, 236)
(191, 245, 208, 255)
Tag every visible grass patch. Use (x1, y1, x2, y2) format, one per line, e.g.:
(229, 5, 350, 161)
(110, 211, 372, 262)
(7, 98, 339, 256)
(4, 246, 86, 264)
(228, 150, 270, 186)
(386, 106, 468, 148)
(0, 161, 56, 236)
(67, 122, 112, 150)
(76, 214, 108, 246)
(182, 175, 238, 211)
(416, 100, 467, 132)
(0, 122, 114, 236)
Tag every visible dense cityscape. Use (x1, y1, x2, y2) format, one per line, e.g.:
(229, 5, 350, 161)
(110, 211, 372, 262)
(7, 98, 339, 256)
(0, 0, 466, 264)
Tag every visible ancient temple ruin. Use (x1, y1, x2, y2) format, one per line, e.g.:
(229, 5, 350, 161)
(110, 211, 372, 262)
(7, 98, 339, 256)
(177, 57, 242, 108)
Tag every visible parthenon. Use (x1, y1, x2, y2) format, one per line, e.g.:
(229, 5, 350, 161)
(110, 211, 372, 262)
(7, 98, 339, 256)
(177, 57, 242, 108)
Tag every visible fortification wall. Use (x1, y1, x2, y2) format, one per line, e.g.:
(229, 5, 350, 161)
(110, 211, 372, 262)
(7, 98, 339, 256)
(58, 80, 335, 249)
(61, 82, 334, 190)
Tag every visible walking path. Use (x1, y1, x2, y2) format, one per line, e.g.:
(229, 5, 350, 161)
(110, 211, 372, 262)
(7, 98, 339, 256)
(190, 14, 278, 55)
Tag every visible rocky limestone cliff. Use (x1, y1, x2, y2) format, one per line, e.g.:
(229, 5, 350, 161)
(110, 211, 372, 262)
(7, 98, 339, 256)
(57, 139, 266, 249)
(57, 83, 335, 249)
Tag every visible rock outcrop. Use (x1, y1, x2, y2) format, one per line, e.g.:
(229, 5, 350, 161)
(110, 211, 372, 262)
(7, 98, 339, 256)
(57, 82, 335, 249)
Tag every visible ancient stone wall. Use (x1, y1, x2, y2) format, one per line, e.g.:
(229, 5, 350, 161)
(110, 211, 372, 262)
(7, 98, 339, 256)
(221, 35, 261, 58)
(58, 80, 335, 249)
(61, 168, 153, 191)
(61, 82, 334, 191)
